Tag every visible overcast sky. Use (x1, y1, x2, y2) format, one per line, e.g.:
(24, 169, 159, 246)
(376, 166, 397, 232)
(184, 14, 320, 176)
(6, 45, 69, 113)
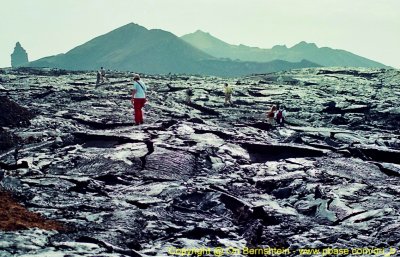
(2, 0, 399, 68)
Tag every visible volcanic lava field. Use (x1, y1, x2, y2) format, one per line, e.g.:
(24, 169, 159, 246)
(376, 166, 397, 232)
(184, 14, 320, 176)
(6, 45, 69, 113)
(0, 67, 399, 256)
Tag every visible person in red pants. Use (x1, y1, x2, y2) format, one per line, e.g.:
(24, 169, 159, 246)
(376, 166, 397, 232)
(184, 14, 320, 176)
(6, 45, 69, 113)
(130, 74, 147, 125)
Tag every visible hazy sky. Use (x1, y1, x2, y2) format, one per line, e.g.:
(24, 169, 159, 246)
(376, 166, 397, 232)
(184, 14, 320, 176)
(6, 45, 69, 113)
(2, 0, 400, 68)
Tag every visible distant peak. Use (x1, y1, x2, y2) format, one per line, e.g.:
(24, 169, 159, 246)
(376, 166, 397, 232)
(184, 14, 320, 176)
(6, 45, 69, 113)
(192, 30, 211, 36)
(117, 22, 148, 32)
(126, 22, 142, 27)
(181, 30, 218, 40)
(297, 41, 310, 45)
(292, 41, 318, 49)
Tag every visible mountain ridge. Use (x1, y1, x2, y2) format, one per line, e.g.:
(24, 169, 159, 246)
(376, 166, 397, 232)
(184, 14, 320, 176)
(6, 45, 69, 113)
(26, 23, 322, 76)
(181, 30, 388, 68)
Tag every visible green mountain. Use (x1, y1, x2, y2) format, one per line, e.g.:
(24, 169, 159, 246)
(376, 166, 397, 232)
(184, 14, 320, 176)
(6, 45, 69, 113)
(181, 30, 388, 68)
(27, 23, 320, 76)
(28, 23, 213, 74)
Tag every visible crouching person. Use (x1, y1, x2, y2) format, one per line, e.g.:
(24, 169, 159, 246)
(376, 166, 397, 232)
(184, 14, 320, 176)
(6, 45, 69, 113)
(275, 105, 287, 127)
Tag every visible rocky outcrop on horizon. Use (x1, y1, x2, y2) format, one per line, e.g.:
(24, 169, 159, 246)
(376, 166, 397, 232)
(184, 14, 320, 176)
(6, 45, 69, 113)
(0, 67, 399, 256)
(11, 42, 29, 68)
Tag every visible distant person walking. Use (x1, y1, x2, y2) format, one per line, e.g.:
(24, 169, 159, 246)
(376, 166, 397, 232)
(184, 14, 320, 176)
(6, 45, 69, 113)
(224, 83, 233, 106)
(186, 83, 193, 104)
(131, 74, 147, 125)
(96, 70, 101, 86)
(100, 67, 107, 83)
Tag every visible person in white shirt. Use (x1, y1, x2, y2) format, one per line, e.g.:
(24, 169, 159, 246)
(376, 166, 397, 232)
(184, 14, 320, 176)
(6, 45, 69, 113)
(131, 74, 147, 125)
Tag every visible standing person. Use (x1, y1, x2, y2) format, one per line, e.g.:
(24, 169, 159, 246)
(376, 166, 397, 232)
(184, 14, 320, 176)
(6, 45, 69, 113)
(96, 70, 101, 86)
(224, 83, 233, 106)
(267, 105, 277, 125)
(186, 83, 193, 104)
(131, 74, 147, 125)
(100, 67, 106, 83)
